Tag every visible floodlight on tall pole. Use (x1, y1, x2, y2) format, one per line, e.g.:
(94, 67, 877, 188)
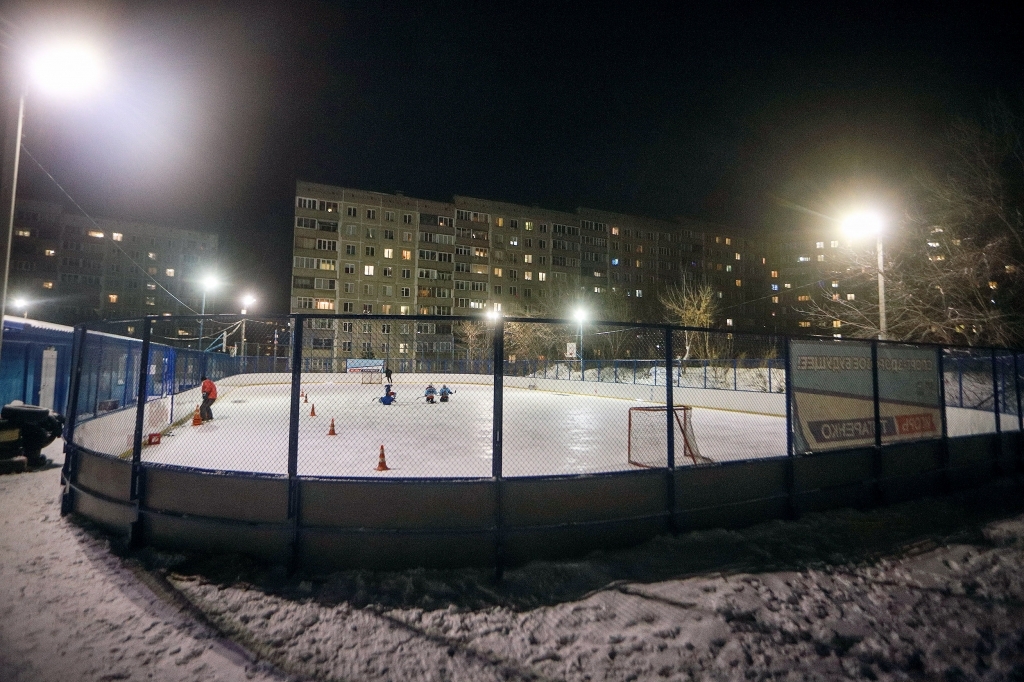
(841, 210, 887, 340)
(198, 276, 218, 349)
(574, 308, 586, 381)
(240, 294, 255, 371)
(1, 40, 104, 366)
(12, 297, 27, 318)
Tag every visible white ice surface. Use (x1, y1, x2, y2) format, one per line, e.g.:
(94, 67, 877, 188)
(135, 381, 788, 477)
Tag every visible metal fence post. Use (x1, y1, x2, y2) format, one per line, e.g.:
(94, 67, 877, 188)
(991, 348, 1002, 476)
(60, 324, 88, 516)
(492, 319, 505, 578)
(1014, 352, 1023, 475)
(783, 337, 796, 518)
(129, 317, 153, 548)
(870, 340, 883, 506)
(664, 327, 677, 533)
(937, 347, 951, 492)
(287, 315, 303, 573)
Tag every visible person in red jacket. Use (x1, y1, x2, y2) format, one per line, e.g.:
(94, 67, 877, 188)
(200, 376, 217, 422)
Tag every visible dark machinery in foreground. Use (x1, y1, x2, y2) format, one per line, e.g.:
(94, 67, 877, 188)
(0, 403, 64, 473)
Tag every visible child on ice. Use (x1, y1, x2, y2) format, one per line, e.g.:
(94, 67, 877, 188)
(379, 383, 397, 405)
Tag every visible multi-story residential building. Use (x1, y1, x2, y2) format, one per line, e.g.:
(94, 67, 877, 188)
(8, 199, 219, 326)
(291, 181, 766, 364)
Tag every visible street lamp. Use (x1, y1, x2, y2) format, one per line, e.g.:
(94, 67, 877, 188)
(574, 308, 586, 381)
(12, 297, 27, 318)
(240, 294, 255, 371)
(198, 275, 218, 349)
(841, 211, 887, 340)
(1, 40, 104, 365)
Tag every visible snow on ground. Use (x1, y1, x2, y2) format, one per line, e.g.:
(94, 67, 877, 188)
(5, 440, 1024, 681)
(134, 382, 787, 477)
(0, 442, 285, 682)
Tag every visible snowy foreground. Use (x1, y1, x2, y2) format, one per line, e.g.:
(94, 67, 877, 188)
(3, 445, 1024, 681)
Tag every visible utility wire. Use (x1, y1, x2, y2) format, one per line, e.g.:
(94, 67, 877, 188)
(20, 145, 198, 313)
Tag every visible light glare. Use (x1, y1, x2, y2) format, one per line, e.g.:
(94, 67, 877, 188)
(28, 42, 104, 98)
(841, 211, 885, 238)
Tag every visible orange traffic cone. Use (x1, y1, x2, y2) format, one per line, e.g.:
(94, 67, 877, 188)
(310, 403, 316, 417)
(328, 418, 336, 436)
(375, 445, 390, 471)
(192, 405, 202, 426)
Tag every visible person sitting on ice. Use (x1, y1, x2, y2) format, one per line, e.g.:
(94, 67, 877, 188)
(379, 383, 397, 405)
(439, 384, 454, 402)
(424, 383, 438, 404)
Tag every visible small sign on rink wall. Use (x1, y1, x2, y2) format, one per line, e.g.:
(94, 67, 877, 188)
(147, 433, 161, 445)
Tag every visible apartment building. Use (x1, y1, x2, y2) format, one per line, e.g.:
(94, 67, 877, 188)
(291, 181, 766, 364)
(9, 199, 219, 326)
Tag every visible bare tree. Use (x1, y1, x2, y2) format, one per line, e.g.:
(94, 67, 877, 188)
(660, 280, 724, 359)
(802, 109, 1024, 346)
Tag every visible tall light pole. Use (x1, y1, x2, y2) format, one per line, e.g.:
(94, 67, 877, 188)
(198, 275, 218, 350)
(1, 40, 103, 365)
(574, 308, 586, 381)
(841, 211, 887, 340)
(240, 294, 255, 371)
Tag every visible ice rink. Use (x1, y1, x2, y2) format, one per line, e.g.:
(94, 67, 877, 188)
(138, 380, 789, 478)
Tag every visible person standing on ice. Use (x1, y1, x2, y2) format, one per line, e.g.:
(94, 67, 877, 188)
(424, 383, 437, 404)
(199, 375, 217, 422)
(384, 366, 393, 383)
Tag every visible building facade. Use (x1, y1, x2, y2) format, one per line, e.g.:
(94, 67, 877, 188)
(9, 199, 219, 326)
(291, 181, 769, 364)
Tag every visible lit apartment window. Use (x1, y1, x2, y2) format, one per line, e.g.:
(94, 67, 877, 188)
(770, 270, 778, 278)
(771, 296, 779, 303)
(400, 306, 411, 315)
(830, 240, 839, 248)
(538, 272, 546, 281)
(45, 249, 55, 256)
(798, 321, 811, 328)
(847, 293, 855, 301)
(112, 233, 123, 241)
(15, 229, 30, 237)
(726, 265, 732, 272)
(611, 227, 619, 235)
(493, 268, 502, 277)
(165, 269, 174, 277)
(797, 256, 810, 262)
(381, 304, 392, 314)
(383, 248, 393, 258)
(797, 294, 810, 301)
(524, 221, 534, 231)
(832, 320, 842, 328)
(42, 281, 53, 289)
(88, 231, 104, 238)
(735, 279, 742, 287)
(524, 271, 532, 280)
(771, 284, 779, 291)
(832, 293, 839, 301)
(145, 296, 156, 306)
(726, 318, 733, 327)
(495, 217, 504, 227)
(523, 254, 532, 263)
(989, 280, 998, 289)
(401, 249, 412, 260)
(784, 283, 792, 289)
(364, 265, 374, 276)
(832, 280, 839, 288)
(108, 294, 118, 303)
(148, 252, 157, 260)
(735, 253, 741, 260)
(178, 330, 189, 336)
(817, 254, 825, 262)
(147, 283, 156, 290)
(816, 241, 824, 249)
(635, 289, 643, 297)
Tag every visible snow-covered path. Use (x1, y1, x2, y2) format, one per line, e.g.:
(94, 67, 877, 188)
(0, 444, 284, 682)
(3, 443, 1024, 681)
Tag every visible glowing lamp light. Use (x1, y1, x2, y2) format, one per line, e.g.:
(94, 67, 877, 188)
(28, 42, 104, 99)
(573, 308, 586, 323)
(841, 211, 885, 238)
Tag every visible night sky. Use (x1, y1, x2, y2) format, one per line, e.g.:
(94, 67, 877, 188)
(7, 1, 1023, 315)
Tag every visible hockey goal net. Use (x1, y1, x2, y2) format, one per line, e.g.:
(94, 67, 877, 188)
(360, 371, 383, 384)
(628, 405, 712, 467)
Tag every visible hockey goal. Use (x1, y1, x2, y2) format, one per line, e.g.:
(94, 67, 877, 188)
(628, 405, 712, 467)
(360, 371, 383, 384)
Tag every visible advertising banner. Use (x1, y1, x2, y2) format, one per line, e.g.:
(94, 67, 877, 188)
(791, 340, 941, 454)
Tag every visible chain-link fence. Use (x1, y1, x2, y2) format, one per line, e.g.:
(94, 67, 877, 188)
(63, 315, 1024, 479)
